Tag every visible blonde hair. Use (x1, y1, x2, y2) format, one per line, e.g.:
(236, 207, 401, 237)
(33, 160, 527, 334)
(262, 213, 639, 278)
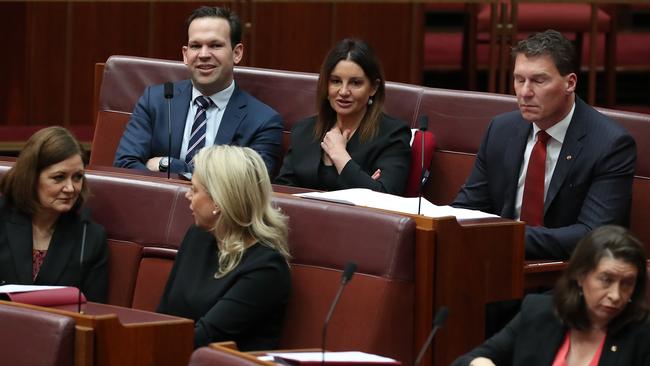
(193, 145, 290, 278)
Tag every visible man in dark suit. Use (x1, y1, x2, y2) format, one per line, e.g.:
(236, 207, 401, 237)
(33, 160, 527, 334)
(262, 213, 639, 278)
(114, 6, 283, 175)
(452, 30, 636, 260)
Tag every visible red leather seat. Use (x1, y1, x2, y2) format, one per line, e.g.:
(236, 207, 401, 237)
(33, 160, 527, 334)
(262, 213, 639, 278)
(0, 303, 75, 366)
(188, 346, 271, 366)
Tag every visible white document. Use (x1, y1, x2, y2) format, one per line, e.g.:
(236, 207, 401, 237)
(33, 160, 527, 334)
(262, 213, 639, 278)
(268, 351, 398, 363)
(295, 188, 497, 220)
(0, 284, 67, 293)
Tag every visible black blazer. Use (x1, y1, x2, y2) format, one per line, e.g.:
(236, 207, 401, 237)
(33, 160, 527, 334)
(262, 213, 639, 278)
(274, 114, 412, 195)
(453, 97, 636, 259)
(452, 294, 650, 366)
(0, 198, 109, 302)
(157, 225, 291, 351)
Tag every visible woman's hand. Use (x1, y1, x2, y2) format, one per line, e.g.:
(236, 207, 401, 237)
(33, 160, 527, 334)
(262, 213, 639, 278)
(321, 127, 352, 174)
(469, 357, 496, 366)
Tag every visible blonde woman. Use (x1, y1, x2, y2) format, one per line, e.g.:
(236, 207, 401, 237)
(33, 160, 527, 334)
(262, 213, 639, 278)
(157, 145, 291, 350)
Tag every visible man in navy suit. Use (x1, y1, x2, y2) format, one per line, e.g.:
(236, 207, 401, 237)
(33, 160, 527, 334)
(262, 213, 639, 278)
(453, 30, 636, 260)
(114, 6, 283, 175)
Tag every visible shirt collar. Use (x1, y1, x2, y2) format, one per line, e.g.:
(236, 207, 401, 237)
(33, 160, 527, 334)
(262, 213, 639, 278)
(532, 101, 575, 144)
(191, 80, 236, 111)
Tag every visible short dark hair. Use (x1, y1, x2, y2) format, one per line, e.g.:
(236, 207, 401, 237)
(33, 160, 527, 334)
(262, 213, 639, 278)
(554, 225, 649, 334)
(185, 6, 242, 48)
(0, 126, 88, 215)
(315, 38, 385, 143)
(512, 29, 577, 76)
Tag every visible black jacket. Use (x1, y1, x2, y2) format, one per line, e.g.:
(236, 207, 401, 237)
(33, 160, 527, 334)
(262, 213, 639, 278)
(0, 198, 109, 302)
(275, 114, 412, 195)
(453, 294, 650, 366)
(157, 225, 291, 350)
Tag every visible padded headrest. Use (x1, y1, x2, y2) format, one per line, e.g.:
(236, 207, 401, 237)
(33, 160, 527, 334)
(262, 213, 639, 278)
(273, 194, 415, 281)
(188, 347, 262, 366)
(84, 172, 193, 249)
(100, 56, 189, 112)
(598, 107, 650, 178)
(0, 303, 75, 366)
(422, 88, 517, 153)
(99, 55, 424, 131)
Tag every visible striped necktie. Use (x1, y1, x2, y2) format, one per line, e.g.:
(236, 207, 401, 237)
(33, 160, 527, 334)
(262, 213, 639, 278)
(186, 95, 212, 167)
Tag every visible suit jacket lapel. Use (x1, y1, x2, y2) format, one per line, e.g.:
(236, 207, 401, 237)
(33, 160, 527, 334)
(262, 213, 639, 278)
(215, 86, 246, 145)
(502, 120, 532, 218)
(35, 215, 77, 285)
(545, 100, 586, 213)
(304, 138, 325, 189)
(535, 323, 566, 366)
(5, 210, 33, 284)
(171, 80, 192, 157)
(600, 334, 622, 366)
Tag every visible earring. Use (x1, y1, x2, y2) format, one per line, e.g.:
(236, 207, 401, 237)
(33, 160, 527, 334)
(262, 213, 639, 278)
(212, 210, 218, 215)
(367, 97, 373, 106)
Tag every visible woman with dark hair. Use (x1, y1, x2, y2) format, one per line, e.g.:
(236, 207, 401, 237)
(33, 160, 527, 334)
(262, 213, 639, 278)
(453, 225, 650, 366)
(0, 127, 108, 302)
(275, 38, 411, 195)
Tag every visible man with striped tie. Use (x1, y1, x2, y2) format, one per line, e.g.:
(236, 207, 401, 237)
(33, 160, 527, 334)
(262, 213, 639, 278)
(114, 6, 283, 175)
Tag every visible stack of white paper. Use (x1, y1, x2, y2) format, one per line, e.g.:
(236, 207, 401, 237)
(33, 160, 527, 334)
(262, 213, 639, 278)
(295, 188, 497, 220)
(266, 351, 400, 364)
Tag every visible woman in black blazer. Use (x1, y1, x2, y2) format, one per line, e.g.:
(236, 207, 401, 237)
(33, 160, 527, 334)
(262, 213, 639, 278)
(0, 127, 108, 302)
(157, 145, 291, 350)
(275, 38, 411, 195)
(453, 225, 650, 366)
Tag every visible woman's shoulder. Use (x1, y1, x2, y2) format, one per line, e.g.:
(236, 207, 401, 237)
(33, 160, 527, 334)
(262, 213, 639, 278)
(181, 225, 216, 247)
(620, 317, 650, 338)
(86, 220, 107, 239)
(520, 293, 555, 318)
(63, 210, 106, 231)
(248, 242, 287, 259)
(291, 116, 318, 133)
(378, 114, 411, 133)
(243, 243, 289, 270)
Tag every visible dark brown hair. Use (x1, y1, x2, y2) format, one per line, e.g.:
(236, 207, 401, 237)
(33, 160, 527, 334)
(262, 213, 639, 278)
(554, 225, 648, 334)
(315, 38, 385, 143)
(0, 126, 88, 215)
(185, 6, 242, 48)
(511, 29, 577, 76)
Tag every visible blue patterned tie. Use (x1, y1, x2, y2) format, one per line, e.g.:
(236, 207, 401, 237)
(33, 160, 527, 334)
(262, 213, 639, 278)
(186, 96, 212, 166)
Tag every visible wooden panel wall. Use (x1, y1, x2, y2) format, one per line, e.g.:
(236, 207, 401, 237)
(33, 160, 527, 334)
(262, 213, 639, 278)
(0, 1, 423, 130)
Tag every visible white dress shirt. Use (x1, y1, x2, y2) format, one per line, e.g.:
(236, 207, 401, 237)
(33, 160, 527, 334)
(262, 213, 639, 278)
(515, 102, 576, 220)
(180, 81, 236, 161)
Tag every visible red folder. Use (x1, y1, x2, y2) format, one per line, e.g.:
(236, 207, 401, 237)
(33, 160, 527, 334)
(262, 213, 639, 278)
(5, 287, 86, 307)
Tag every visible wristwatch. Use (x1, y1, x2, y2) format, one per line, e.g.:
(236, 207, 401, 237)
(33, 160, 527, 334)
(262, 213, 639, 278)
(159, 157, 169, 172)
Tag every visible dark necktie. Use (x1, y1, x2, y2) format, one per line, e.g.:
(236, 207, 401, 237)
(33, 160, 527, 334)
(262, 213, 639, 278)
(185, 95, 212, 166)
(520, 130, 551, 227)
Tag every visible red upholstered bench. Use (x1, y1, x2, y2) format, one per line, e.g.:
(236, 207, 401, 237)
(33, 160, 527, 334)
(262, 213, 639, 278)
(0, 160, 418, 363)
